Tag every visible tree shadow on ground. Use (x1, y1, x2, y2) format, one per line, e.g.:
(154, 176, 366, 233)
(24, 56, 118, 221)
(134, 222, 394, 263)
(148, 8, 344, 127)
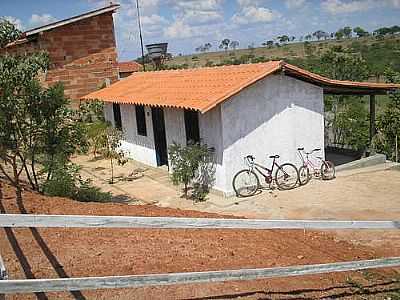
(0, 183, 86, 300)
(184, 280, 400, 300)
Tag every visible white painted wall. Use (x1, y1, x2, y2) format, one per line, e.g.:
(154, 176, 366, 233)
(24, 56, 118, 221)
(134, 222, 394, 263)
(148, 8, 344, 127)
(112, 103, 158, 166)
(220, 74, 324, 195)
(198, 106, 225, 192)
(104, 102, 114, 126)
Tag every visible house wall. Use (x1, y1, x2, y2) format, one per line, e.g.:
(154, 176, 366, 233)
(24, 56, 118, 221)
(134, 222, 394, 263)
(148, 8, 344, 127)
(1, 12, 119, 107)
(198, 106, 225, 192)
(105, 103, 157, 166)
(220, 74, 324, 195)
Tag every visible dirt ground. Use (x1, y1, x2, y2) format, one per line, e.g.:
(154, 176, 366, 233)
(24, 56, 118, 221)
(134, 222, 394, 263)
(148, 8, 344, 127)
(73, 155, 400, 250)
(0, 182, 399, 299)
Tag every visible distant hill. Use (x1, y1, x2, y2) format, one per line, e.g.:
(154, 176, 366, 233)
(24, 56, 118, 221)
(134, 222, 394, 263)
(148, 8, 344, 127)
(165, 35, 400, 75)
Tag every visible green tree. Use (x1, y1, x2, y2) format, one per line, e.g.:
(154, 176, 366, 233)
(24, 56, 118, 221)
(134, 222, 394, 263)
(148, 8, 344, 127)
(99, 127, 127, 184)
(317, 47, 370, 151)
(335, 30, 344, 40)
(353, 26, 369, 38)
(0, 18, 87, 198)
(374, 68, 400, 160)
(219, 39, 230, 51)
(343, 26, 352, 38)
(0, 18, 21, 47)
(168, 142, 215, 200)
(229, 40, 239, 50)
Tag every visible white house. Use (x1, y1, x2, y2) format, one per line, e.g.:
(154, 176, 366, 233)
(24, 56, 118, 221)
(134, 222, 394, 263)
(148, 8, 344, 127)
(83, 61, 399, 196)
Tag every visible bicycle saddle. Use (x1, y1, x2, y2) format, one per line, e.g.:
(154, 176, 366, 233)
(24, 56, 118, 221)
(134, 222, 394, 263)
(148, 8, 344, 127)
(313, 148, 321, 152)
(246, 155, 255, 160)
(316, 156, 323, 159)
(297, 147, 304, 151)
(269, 154, 280, 159)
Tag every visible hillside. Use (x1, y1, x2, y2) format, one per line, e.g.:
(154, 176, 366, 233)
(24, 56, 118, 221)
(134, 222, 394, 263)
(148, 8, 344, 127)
(165, 35, 400, 74)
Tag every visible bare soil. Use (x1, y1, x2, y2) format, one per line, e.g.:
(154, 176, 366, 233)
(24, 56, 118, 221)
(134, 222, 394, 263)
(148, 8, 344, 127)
(0, 182, 399, 299)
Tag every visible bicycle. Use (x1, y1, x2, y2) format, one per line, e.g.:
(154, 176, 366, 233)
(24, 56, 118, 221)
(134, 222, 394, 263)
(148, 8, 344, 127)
(297, 147, 335, 185)
(232, 154, 299, 197)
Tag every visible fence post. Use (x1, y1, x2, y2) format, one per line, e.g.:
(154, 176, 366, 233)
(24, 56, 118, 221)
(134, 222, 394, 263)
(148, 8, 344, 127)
(0, 253, 7, 300)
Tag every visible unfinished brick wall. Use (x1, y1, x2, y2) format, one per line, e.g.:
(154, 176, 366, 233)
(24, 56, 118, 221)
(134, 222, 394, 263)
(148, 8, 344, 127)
(1, 12, 119, 107)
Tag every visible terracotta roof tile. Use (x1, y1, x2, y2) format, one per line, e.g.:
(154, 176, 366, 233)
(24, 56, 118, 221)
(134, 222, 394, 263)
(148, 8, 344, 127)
(83, 61, 282, 112)
(118, 61, 142, 73)
(82, 60, 400, 113)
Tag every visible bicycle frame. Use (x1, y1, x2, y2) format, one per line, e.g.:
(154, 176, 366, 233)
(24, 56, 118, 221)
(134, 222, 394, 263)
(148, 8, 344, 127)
(297, 149, 324, 176)
(246, 156, 280, 183)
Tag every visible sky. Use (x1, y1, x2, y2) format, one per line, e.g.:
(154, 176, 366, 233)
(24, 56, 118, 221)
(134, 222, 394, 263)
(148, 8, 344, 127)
(1, 0, 400, 61)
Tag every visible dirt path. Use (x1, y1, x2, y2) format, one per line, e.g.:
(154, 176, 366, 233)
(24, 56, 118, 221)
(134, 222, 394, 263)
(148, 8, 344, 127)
(0, 182, 399, 299)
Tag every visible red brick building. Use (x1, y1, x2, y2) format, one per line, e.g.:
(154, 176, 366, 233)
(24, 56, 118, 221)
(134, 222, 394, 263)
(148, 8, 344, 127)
(0, 4, 120, 106)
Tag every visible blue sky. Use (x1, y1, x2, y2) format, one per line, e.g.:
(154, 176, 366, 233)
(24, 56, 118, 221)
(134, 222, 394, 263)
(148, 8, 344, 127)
(1, 0, 400, 61)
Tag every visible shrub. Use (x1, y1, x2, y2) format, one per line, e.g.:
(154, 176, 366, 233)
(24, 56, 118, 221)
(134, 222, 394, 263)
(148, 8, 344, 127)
(168, 142, 215, 201)
(43, 163, 112, 202)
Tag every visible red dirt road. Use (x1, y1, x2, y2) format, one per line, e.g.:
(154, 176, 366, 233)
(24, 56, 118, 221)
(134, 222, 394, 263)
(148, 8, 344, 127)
(0, 182, 399, 299)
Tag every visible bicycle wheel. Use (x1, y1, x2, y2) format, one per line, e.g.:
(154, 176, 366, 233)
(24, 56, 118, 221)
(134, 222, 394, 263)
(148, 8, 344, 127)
(232, 169, 260, 197)
(298, 165, 310, 185)
(275, 163, 299, 190)
(321, 160, 335, 180)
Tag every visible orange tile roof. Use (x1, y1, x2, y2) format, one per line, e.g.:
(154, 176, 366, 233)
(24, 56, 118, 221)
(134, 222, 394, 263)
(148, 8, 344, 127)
(282, 63, 400, 91)
(82, 60, 400, 113)
(118, 61, 142, 73)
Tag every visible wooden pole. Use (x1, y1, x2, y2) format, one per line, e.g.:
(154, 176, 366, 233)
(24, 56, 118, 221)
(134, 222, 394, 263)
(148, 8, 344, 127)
(136, 0, 146, 71)
(0, 253, 7, 300)
(396, 135, 398, 163)
(1, 257, 399, 294)
(370, 94, 376, 154)
(0, 214, 399, 230)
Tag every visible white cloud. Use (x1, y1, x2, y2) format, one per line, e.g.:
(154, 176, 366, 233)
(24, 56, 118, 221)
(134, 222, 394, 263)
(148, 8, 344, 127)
(170, 0, 224, 25)
(164, 20, 197, 39)
(2, 16, 23, 30)
(231, 6, 278, 25)
(284, 0, 307, 9)
(321, 0, 375, 15)
(29, 14, 58, 28)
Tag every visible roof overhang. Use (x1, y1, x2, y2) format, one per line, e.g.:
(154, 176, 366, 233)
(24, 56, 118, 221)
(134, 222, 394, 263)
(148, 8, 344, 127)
(5, 4, 120, 48)
(282, 63, 399, 96)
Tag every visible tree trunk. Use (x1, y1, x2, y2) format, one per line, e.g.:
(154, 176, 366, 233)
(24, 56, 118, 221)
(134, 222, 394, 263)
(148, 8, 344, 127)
(11, 156, 22, 201)
(110, 157, 114, 184)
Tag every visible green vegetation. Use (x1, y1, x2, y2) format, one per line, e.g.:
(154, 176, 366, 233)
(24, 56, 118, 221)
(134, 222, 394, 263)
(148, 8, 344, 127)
(169, 142, 215, 201)
(0, 19, 111, 202)
(374, 68, 400, 160)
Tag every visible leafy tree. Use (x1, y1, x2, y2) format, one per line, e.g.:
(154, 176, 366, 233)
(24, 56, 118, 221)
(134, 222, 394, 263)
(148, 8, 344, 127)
(229, 40, 239, 50)
(353, 26, 369, 38)
(335, 30, 344, 40)
(219, 38, 230, 51)
(343, 26, 352, 38)
(204, 42, 212, 51)
(277, 35, 289, 44)
(313, 30, 328, 41)
(0, 18, 21, 48)
(262, 40, 274, 48)
(99, 127, 127, 184)
(317, 47, 370, 151)
(168, 142, 215, 200)
(0, 18, 87, 199)
(374, 25, 400, 36)
(374, 68, 400, 160)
